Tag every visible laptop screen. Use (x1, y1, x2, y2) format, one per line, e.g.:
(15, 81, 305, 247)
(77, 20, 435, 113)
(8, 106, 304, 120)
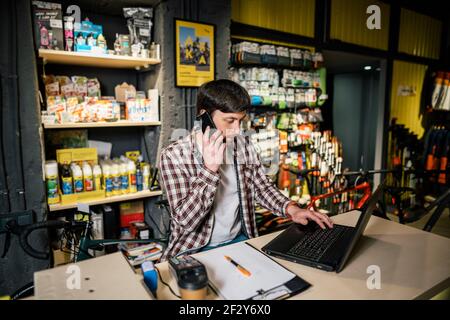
(335, 182, 385, 272)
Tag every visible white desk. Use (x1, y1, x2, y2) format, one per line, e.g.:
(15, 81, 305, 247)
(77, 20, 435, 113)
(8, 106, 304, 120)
(154, 210, 450, 300)
(34, 252, 153, 300)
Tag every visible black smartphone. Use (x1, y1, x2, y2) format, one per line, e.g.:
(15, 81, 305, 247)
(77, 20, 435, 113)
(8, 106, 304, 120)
(195, 111, 226, 143)
(196, 111, 216, 133)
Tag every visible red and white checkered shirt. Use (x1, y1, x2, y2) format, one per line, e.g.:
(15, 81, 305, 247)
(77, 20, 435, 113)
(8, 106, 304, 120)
(158, 130, 292, 261)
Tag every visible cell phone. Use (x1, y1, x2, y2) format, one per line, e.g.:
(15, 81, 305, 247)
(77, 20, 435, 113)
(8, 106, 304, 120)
(195, 111, 216, 133)
(195, 111, 226, 143)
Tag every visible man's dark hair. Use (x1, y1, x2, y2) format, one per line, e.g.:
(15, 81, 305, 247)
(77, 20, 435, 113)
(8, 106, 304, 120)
(197, 79, 250, 115)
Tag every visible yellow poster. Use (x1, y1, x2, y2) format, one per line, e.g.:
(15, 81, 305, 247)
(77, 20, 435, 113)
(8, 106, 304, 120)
(175, 19, 215, 87)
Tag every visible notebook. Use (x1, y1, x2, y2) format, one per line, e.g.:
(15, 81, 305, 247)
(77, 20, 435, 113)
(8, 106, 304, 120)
(194, 241, 311, 300)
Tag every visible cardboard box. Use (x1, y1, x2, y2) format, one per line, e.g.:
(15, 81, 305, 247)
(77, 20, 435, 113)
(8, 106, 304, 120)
(120, 201, 144, 228)
(32, 1, 64, 50)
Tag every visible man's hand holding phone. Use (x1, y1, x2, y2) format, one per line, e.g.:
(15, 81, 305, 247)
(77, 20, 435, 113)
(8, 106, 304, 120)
(195, 126, 226, 173)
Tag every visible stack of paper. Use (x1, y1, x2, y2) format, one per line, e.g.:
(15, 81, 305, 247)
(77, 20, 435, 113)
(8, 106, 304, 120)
(194, 242, 296, 300)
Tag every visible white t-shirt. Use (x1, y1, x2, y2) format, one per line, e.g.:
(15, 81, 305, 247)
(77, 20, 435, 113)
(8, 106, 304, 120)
(209, 163, 242, 246)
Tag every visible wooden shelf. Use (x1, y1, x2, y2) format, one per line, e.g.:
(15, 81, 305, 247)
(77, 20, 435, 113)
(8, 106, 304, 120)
(43, 120, 161, 129)
(49, 189, 163, 212)
(39, 49, 161, 69)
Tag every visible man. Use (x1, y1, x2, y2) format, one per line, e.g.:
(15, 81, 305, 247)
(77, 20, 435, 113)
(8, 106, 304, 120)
(159, 79, 333, 260)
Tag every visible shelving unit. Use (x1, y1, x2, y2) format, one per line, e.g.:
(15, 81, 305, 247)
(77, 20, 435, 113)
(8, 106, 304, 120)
(39, 49, 161, 69)
(43, 120, 161, 129)
(49, 190, 163, 212)
(40, 23, 163, 214)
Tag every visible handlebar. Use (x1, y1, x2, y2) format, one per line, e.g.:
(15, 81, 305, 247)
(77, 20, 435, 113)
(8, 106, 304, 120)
(19, 220, 71, 260)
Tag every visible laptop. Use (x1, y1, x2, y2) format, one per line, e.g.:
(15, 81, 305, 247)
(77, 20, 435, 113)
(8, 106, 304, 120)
(262, 182, 384, 273)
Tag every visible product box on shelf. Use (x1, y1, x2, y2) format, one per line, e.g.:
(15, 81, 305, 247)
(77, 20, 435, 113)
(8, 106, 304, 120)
(125, 89, 159, 122)
(74, 19, 106, 54)
(32, 1, 64, 50)
(56, 148, 98, 165)
(120, 201, 144, 228)
(54, 147, 106, 205)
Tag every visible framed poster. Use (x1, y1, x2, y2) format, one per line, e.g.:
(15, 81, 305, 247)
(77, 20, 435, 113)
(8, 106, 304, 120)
(175, 19, 215, 87)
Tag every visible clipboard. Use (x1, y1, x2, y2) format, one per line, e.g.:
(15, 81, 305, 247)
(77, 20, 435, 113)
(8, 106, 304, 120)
(245, 243, 311, 300)
(194, 241, 311, 300)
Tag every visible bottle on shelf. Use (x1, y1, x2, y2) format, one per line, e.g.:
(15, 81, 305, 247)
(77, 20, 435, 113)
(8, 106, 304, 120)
(120, 160, 129, 194)
(111, 161, 121, 196)
(128, 159, 137, 193)
(82, 161, 93, 192)
(136, 165, 143, 192)
(142, 163, 150, 191)
(93, 164, 102, 191)
(72, 164, 84, 193)
(60, 162, 73, 195)
(45, 161, 59, 204)
(102, 162, 113, 197)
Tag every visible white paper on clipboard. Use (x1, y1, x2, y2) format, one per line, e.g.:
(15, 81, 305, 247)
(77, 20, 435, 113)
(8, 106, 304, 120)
(194, 242, 296, 300)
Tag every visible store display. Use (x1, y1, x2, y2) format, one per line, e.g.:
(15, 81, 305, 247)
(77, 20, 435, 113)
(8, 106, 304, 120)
(44, 148, 157, 204)
(32, 1, 64, 50)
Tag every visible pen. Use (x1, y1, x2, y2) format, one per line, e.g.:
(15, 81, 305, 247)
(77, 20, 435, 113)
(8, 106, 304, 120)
(224, 255, 251, 277)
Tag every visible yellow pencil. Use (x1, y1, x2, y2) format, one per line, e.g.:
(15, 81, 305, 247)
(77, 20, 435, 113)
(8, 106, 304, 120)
(224, 255, 251, 277)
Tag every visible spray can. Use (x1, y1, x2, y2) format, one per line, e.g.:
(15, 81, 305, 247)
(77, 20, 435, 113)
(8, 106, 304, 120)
(60, 162, 73, 195)
(45, 161, 59, 204)
(136, 166, 143, 192)
(142, 163, 150, 190)
(93, 164, 102, 191)
(128, 160, 137, 193)
(120, 161, 129, 194)
(82, 161, 93, 192)
(111, 162, 121, 196)
(72, 164, 84, 193)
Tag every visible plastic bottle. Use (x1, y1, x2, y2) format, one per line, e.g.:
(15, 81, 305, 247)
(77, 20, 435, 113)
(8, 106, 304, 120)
(120, 161, 129, 194)
(111, 161, 121, 196)
(136, 165, 143, 192)
(93, 164, 102, 191)
(45, 161, 59, 204)
(60, 162, 73, 195)
(102, 163, 113, 197)
(82, 161, 93, 192)
(72, 164, 84, 193)
(128, 159, 137, 193)
(142, 163, 150, 190)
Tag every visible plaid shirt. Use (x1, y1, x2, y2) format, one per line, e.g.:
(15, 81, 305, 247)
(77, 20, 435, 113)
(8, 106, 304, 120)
(158, 130, 292, 261)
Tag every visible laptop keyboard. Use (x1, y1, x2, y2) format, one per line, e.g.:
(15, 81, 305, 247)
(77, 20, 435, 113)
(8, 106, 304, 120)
(287, 225, 350, 262)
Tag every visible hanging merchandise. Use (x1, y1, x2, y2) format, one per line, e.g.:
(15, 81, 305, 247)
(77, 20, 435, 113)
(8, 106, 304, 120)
(32, 1, 64, 50)
(63, 16, 75, 51)
(123, 7, 153, 58)
(430, 71, 450, 111)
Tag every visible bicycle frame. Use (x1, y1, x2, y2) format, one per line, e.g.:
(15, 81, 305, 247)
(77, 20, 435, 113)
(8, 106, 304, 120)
(307, 181, 372, 211)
